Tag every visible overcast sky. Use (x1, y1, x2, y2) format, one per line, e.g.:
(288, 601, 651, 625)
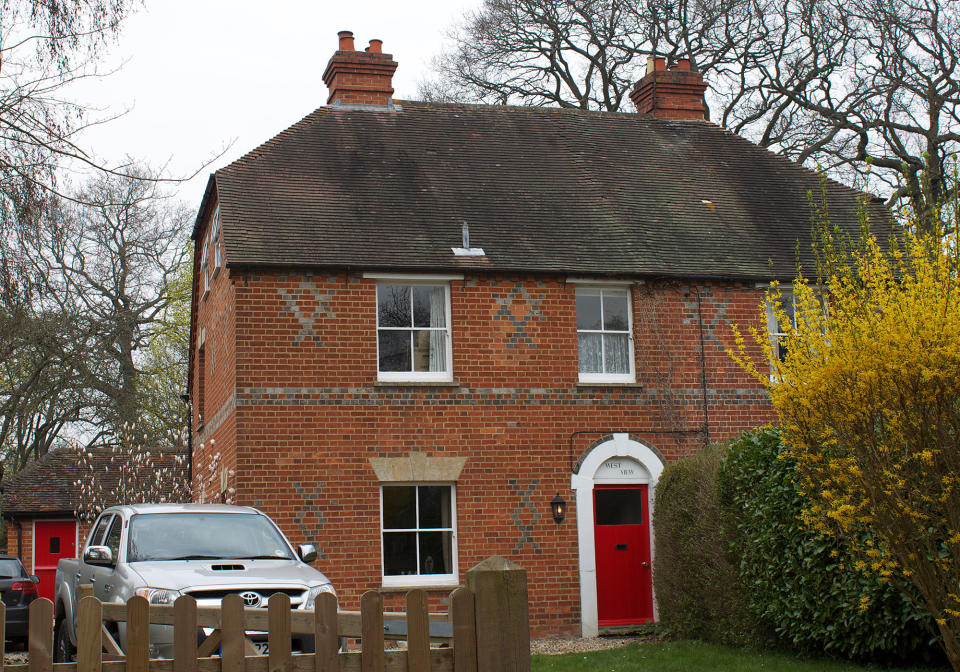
(70, 0, 481, 210)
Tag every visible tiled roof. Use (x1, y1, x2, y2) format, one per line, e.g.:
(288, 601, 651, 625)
(0, 446, 188, 518)
(203, 101, 893, 281)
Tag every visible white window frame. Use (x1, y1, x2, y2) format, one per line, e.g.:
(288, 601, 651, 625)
(766, 287, 795, 363)
(765, 285, 828, 368)
(380, 483, 458, 587)
(576, 286, 636, 384)
(211, 207, 222, 275)
(375, 281, 453, 383)
(200, 235, 210, 300)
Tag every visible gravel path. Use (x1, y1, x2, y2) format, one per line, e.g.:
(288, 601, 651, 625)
(531, 635, 652, 655)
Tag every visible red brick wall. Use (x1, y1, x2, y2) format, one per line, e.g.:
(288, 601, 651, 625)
(188, 270, 773, 635)
(6, 522, 32, 570)
(191, 194, 238, 504)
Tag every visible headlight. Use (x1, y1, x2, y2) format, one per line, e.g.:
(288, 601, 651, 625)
(302, 583, 336, 610)
(135, 587, 182, 605)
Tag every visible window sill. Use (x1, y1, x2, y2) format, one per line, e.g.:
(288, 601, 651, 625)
(378, 583, 460, 593)
(576, 382, 643, 389)
(374, 380, 460, 388)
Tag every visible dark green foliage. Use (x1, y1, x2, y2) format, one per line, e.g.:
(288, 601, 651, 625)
(652, 443, 757, 646)
(718, 427, 936, 661)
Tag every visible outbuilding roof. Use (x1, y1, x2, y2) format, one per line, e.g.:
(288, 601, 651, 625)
(0, 446, 188, 518)
(201, 100, 892, 281)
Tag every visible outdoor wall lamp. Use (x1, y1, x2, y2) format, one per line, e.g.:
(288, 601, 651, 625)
(551, 493, 567, 524)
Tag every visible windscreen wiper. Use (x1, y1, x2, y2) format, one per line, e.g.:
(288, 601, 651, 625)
(223, 555, 291, 560)
(159, 555, 225, 561)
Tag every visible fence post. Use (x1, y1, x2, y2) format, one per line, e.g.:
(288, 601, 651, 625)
(465, 556, 530, 672)
(28, 598, 53, 672)
(76, 596, 101, 672)
(359, 591, 384, 672)
(449, 587, 477, 672)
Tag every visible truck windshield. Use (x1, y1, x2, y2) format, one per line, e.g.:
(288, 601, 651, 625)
(127, 513, 295, 562)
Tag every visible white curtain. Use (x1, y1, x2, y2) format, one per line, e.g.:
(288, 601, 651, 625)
(579, 333, 602, 373)
(429, 286, 446, 372)
(604, 334, 629, 373)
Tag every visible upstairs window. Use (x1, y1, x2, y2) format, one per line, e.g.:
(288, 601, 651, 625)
(765, 286, 827, 365)
(576, 287, 634, 383)
(381, 484, 456, 586)
(376, 283, 452, 382)
(211, 207, 222, 273)
(766, 288, 795, 363)
(200, 235, 210, 300)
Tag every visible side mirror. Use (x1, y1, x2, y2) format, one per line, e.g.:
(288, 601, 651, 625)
(83, 545, 113, 566)
(298, 544, 317, 564)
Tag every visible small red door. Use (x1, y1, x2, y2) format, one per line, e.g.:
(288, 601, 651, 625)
(34, 520, 77, 601)
(594, 485, 653, 625)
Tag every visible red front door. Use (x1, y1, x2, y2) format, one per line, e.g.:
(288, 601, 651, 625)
(34, 520, 77, 601)
(594, 485, 653, 625)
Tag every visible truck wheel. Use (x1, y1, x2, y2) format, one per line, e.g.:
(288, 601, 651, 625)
(53, 617, 76, 663)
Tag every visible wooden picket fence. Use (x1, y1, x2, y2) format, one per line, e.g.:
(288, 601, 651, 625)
(0, 555, 529, 672)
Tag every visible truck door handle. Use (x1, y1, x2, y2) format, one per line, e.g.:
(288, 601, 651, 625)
(75, 572, 81, 579)
(615, 544, 628, 550)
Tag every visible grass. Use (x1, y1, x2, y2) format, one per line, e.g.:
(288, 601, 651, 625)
(531, 641, 950, 672)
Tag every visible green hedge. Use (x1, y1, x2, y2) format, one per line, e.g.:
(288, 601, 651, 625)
(718, 427, 934, 661)
(652, 442, 757, 646)
(653, 428, 935, 662)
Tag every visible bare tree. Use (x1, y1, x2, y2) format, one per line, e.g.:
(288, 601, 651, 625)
(0, 307, 85, 475)
(420, 0, 651, 110)
(58, 169, 191, 445)
(0, 0, 140, 191)
(11, 167, 192, 452)
(422, 0, 960, 231)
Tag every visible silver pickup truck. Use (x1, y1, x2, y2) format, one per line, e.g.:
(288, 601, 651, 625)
(53, 503, 335, 661)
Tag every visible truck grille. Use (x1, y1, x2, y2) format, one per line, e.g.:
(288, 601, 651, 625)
(185, 588, 305, 608)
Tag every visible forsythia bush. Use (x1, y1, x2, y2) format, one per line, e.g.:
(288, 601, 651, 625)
(731, 227, 960, 669)
(719, 428, 933, 660)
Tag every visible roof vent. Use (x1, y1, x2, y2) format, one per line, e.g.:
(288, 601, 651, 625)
(452, 221, 485, 256)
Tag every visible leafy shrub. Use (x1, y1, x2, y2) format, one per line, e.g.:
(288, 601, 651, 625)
(653, 442, 757, 646)
(718, 427, 935, 662)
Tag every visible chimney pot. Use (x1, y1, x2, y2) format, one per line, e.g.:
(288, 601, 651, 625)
(672, 58, 692, 71)
(368, 39, 383, 54)
(337, 30, 355, 51)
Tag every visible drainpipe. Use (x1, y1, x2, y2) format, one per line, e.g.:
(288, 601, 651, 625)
(15, 520, 22, 561)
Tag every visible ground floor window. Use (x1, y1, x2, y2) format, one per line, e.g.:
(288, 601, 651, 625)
(381, 484, 456, 586)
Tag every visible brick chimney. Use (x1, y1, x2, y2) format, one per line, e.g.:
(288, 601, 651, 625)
(630, 57, 708, 120)
(322, 31, 398, 106)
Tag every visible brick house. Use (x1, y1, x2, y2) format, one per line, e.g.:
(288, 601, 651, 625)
(187, 31, 889, 636)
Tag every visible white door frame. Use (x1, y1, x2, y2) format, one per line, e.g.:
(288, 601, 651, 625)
(570, 433, 664, 636)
